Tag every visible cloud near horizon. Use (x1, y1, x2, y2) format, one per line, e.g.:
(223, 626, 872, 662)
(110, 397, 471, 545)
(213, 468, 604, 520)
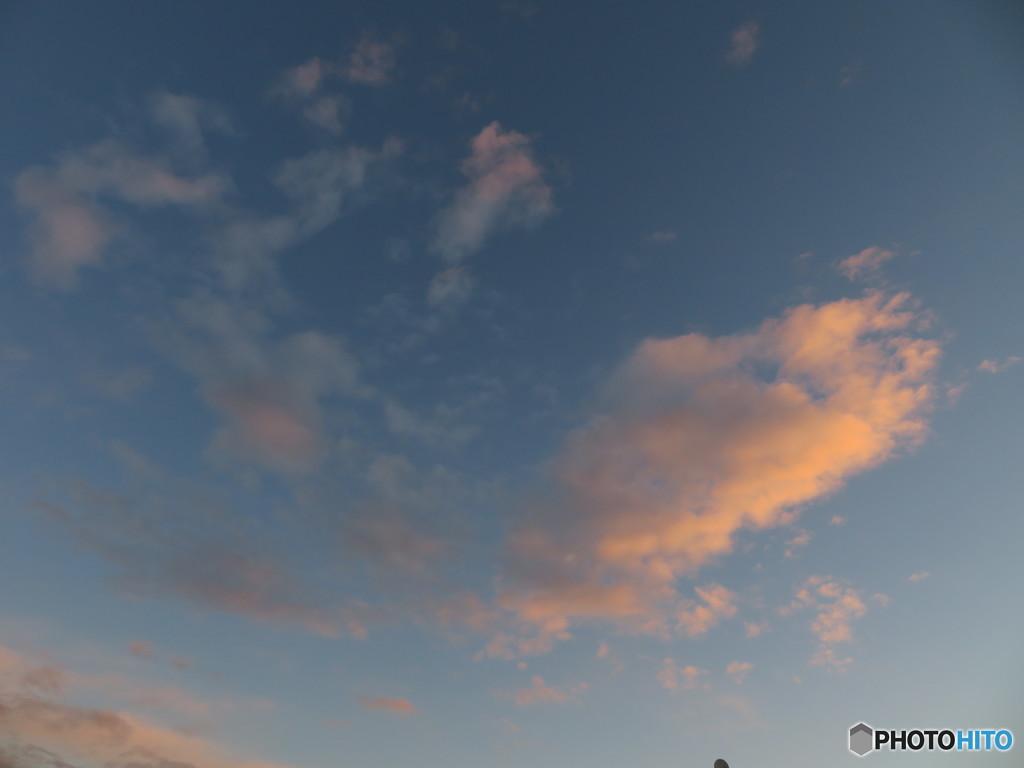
(496, 289, 940, 650)
(0, 644, 288, 768)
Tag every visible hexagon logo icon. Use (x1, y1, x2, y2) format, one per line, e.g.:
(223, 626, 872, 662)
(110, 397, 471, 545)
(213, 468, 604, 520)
(849, 722, 874, 757)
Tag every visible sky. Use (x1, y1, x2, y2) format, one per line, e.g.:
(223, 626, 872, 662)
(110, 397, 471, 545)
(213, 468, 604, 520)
(0, 1, 1023, 767)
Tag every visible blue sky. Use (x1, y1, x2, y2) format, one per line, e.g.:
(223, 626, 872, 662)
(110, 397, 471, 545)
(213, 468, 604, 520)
(0, 2, 1022, 767)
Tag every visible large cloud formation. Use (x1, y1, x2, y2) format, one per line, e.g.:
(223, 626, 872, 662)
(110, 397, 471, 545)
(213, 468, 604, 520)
(498, 290, 940, 647)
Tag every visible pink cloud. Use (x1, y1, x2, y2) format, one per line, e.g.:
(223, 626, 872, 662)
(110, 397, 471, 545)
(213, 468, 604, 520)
(433, 122, 554, 262)
(909, 571, 929, 582)
(496, 289, 940, 650)
(358, 696, 418, 715)
(726, 21, 760, 67)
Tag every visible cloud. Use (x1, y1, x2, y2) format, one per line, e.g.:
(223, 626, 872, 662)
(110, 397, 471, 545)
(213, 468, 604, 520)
(340, 454, 467, 576)
(0, 645, 286, 768)
(744, 622, 768, 638)
(658, 660, 709, 692)
(783, 529, 812, 558)
(302, 96, 350, 135)
(343, 37, 397, 85)
(14, 140, 228, 289)
(837, 246, 897, 281)
(726, 22, 760, 67)
(433, 122, 555, 263)
(978, 356, 1020, 374)
(784, 576, 869, 671)
(129, 642, 155, 660)
(150, 91, 234, 155)
(675, 584, 737, 636)
(171, 292, 362, 473)
(647, 230, 678, 243)
(830, 515, 846, 526)
(358, 696, 418, 715)
(281, 57, 327, 97)
(909, 571, 929, 582)
(496, 676, 585, 707)
(497, 290, 940, 649)
(726, 661, 754, 684)
(38, 452, 361, 636)
(840, 61, 863, 88)
(427, 267, 475, 310)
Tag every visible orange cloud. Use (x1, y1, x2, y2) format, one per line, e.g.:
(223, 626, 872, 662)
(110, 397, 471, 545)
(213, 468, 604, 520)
(837, 246, 897, 280)
(784, 576, 869, 671)
(358, 696, 418, 715)
(497, 290, 940, 651)
(0, 645, 289, 768)
(726, 661, 754, 684)
(978, 356, 1020, 374)
(658, 660, 709, 692)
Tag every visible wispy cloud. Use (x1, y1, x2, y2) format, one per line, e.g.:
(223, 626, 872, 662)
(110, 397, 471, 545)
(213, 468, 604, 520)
(676, 584, 737, 636)
(433, 122, 555, 263)
(783, 529, 812, 558)
(150, 91, 234, 156)
(496, 676, 586, 707)
(839, 61, 863, 88)
(837, 246, 897, 281)
(428, 266, 475, 309)
(358, 696, 418, 715)
(909, 571, 930, 582)
(13, 139, 228, 289)
(128, 641, 155, 660)
(978, 356, 1020, 374)
(658, 659, 709, 692)
(744, 622, 768, 638)
(37, 449, 362, 636)
(344, 36, 397, 86)
(647, 230, 678, 243)
(0, 644, 286, 768)
(726, 661, 754, 684)
(726, 22, 760, 68)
